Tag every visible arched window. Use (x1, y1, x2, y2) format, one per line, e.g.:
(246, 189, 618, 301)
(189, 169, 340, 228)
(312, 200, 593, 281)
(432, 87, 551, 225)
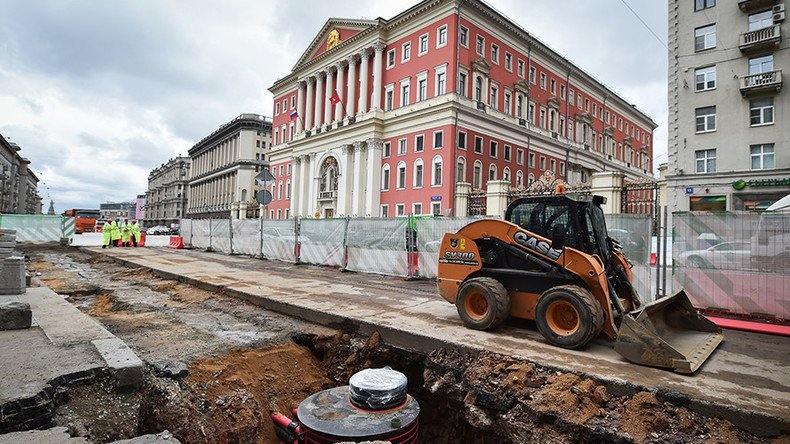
(488, 164, 497, 181)
(516, 95, 523, 117)
(381, 164, 390, 190)
(503, 167, 511, 182)
(516, 170, 523, 187)
(473, 160, 482, 189)
(319, 156, 339, 196)
(528, 173, 535, 186)
(431, 155, 443, 186)
(413, 158, 424, 188)
(456, 157, 466, 183)
(475, 76, 483, 101)
(397, 161, 407, 189)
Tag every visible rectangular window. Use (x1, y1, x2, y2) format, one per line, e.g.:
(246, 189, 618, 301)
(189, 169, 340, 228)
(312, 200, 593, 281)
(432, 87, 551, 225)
(749, 54, 774, 75)
(458, 72, 467, 97)
(560, 162, 565, 176)
(505, 52, 512, 71)
(402, 42, 411, 62)
(695, 24, 716, 52)
(474, 136, 483, 154)
(437, 25, 448, 47)
(396, 204, 405, 216)
(476, 35, 485, 55)
(385, 86, 394, 111)
(540, 156, 546, 170)
(695, 106, 716, 133)
(585, 98, 590, 112)
(518, 60, 524, 77)
(695, 66, 716, 91)
(540, 73, 546, 89)
(490, 85, 497, 108)
(419, 34, 429, 54)
(383, 142, 391, 158)
(398, 138, 407, 155)
(387, 49, 395, 68)
(504, 145, 511, 161)
(490, 141, 497, 158)
(417, 76, 427, 101)
(504, 92, 511, 114)
(751, 144, 775, 170)
(748, 10, 773, 31)
(275, 103, 280, 115)
(460, 26, 469, 47)
(290, 96, 295, 109)
(414, 163, 423, 188)
(568, 89, 574, 104)
(400, 81, 410, 106)
(397, 165, 406, 189)
(550, 159, 556, 172)
(550, 79, 556, 95)
(433, 131, 443, 148)
(432, 202, 441, 216)
(695, 0, 715, 11)
(695, 149, 716, 173)
(436, 70, 446, 95)
(750, 97, 774, 126)
(381, 205, 389, 218)
(528, 102, 535, 123)
(413, 203, 422, 215)
(415, 135, 424, 152)
(529, 152, 535, 167)
(458, 132, 467, 149)
(491, 44, 499, 64)
(560, 84, 565, 99)
(516, 148, 524, 165)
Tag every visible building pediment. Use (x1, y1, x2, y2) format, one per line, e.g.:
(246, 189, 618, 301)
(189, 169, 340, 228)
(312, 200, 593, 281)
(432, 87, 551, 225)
(472, 58, 491, 75)
(514, 79, 529, 94)
(547, 97, 560, 109)
(293, 18, 379, 71)
(575, 112, 592, 124)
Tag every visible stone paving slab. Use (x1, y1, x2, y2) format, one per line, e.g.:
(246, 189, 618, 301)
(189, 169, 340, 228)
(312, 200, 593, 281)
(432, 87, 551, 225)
(88, 246, 790, 436)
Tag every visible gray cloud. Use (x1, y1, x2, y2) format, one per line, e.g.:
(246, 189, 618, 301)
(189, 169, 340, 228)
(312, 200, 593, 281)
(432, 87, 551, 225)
(0, 0, 667, 213)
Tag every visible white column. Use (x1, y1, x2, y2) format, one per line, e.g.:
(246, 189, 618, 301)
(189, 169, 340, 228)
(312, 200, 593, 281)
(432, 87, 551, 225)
(296, 81, 305, 133)
(346, 55, 357, 118)
(290, 157, 301, 217)
(358, 48, 370, 114)
(314, 73, 324, 129)
(364, 138, 383, 217)
(351, 141, 364, 216)
(334, 61, 345, 122)
(323, 67, 333, 126)
(304, 77, 314, 131)
(307, 153, 317, 216)
(372, 42, 385, 111)
(336, 145, 351, 216)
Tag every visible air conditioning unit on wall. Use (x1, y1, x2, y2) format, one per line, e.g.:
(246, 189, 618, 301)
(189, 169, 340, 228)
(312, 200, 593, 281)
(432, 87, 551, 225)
(774, 11, 786, 22)
(773, 4, 786, 13)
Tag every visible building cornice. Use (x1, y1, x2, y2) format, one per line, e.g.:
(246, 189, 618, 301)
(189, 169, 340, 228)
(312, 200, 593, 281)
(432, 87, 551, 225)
(188, 114, 272, 156)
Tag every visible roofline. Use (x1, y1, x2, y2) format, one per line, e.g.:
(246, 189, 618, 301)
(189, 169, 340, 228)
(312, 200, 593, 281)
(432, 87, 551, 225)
(188, 114, 272, 156)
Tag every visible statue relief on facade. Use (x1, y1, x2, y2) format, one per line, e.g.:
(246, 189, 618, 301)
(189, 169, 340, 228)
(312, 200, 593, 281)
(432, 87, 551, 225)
(326, 29, 342, 51)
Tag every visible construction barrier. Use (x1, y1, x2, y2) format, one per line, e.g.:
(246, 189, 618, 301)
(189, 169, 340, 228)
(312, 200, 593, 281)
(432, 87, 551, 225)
(169, 236, 184, 249)
(139, 232, 146, 247)
(0, 215, 74, 243)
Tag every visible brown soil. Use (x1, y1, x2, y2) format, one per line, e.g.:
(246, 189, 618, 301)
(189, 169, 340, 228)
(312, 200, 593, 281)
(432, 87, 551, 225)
(533, 373, 603, 425)
(87, 293, 114, 316)
(140, 342, 329, 444)
(620, 391, 670, 443)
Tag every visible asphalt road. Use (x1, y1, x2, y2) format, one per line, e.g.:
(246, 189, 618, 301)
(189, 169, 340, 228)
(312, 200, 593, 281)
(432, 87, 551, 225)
(86, 246, 790, 435)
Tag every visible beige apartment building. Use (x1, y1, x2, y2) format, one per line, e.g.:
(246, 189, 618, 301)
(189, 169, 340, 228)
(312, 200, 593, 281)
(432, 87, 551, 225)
(668, 0, 789, 211)
(0, 133, 42, 214)
(186, 114, 272, 219)
(145, 156, 190, 228)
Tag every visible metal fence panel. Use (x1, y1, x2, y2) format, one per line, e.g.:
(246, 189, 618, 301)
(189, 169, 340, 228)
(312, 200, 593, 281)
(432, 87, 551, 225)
(605, 213, 653, 302)
(0, 215, 67, 243)
(299, 218, 346, 267)
(210, 219, 231, 254)
(415, 217, 479, 279)
(179, 219, 193, 247)
(346, 218, 409, 276)
(261, 219, 297, 262)
(232, 219, 260, 256)
(191, 219, 211, 250)
(673, 212, 790, 320)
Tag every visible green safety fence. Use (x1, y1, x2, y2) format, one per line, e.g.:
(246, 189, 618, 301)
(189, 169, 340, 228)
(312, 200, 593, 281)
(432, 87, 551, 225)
(0, 214, 74, 243)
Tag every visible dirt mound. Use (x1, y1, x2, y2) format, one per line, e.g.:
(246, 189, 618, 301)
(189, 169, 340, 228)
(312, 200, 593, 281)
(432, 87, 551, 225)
(620, 391, 670, 443)
(532, 373, 603, 425)
(140, 342, 328, 444)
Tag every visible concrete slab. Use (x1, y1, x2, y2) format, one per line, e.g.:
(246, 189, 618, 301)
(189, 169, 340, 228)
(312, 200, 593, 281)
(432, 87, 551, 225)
(0, 426, 88, 443)
(88, 246, 790, 435)
(21, 287, 114, 346)
(92, 338, 144, 388)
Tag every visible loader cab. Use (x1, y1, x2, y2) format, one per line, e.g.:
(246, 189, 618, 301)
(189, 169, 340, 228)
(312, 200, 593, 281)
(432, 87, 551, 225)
(505, 194, 611, 269)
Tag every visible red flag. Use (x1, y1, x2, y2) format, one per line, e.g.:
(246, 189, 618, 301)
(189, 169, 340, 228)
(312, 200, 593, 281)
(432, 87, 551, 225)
(329, 90, 341, 105)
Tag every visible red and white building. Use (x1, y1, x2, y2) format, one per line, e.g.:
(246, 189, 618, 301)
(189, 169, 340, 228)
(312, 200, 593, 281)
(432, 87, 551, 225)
(267, 0, 657, 219)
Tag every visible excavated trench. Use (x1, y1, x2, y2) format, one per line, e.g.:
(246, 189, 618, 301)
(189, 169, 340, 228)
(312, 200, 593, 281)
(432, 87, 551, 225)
(16, 246, 786, 444)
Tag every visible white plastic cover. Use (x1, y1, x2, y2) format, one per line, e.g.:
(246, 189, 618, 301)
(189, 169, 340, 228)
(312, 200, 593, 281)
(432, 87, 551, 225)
(349, 366, 408, 410)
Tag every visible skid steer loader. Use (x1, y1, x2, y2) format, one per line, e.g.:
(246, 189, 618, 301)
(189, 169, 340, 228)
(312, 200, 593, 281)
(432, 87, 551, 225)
(437, 193, 723, 373)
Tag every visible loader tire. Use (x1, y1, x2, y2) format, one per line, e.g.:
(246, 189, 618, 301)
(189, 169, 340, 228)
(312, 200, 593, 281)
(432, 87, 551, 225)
(536, 285, 604, 349)
(456, 277, 511, 331)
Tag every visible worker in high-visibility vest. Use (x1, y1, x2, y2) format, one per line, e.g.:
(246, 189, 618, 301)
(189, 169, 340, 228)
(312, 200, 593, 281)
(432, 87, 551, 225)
(110, 219, 121, 247)
(131, 220, 141, 247)
(121, 218, 131, 247)
(101, 220, 112, 248)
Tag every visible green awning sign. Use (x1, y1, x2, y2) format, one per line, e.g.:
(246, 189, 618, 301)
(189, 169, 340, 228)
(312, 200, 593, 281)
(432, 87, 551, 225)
(732, 178, 790, 189)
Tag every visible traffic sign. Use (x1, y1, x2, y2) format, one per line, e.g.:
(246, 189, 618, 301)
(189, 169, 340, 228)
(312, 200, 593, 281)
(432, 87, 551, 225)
(255, 189, 273, 205)
(255, 169, 276, 187)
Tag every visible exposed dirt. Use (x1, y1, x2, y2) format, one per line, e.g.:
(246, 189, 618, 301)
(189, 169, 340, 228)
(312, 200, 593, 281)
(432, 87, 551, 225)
(620, 391, 670, 443)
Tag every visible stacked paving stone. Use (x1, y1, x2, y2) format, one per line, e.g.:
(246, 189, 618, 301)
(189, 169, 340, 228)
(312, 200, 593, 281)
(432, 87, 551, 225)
(0, 229, 31, 331)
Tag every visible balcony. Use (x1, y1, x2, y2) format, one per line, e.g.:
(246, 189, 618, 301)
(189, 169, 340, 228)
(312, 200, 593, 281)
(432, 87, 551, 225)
(740, 69, 783, 96)
(739, 24, 781, 53)
(318, 190, 336, 201)
(738, 0, 778, 12)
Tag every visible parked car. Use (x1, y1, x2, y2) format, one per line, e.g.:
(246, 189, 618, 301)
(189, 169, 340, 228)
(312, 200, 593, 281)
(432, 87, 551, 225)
(677, 241, 751, 270)
(147, 225, 172, 235)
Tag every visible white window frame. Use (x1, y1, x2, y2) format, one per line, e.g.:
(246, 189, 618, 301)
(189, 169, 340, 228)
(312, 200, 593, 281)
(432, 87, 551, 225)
(695, 24, 716, 52)
(550, 78, 556, 95)
(476, 35, 485, 56)
(433, 130, 444, 149)
(503, 90, 512, 115)
(504, 144, 511, 161)
(516, 170, 524, 187)
(431, 202, 441, 216)
(459, 26, 469, 48)
(398, 138, 407, 155)
(529, 66, 536, 84)
(386, 49, 396, 69)
(436, 25, 448, 48)
(456, 156, 466, 182)
(489, 83, 498, 108)
(431, 155, 443, 187)
(750, 97, 774, 126)
(474, 136, 483, 154)
(396, 161, 407, 189)
(473, 160, 482, 188)
(286, 180, 291, 199)
(528, 152, 535, 167)
(413, 158, 424, 188)
(275, 102, 281, 115)
(458, 68, 468, 98)
(383, 141, 392, 158)
(415, 134, 425, 153)
(419, 33, 429, 55)
(412, 202, 423, 215)
(505, 52, 512, 71)
(488, 163, 497, 181)
(381, 204, 389, 218)
(435, 64, 447, 96)
(416, 71, 428, 102)
(491, 43, 499, 64)
(518, 59, 525, 78)
(400, 78, 410, 107)
(384, 83, 395, 111)
(381, 164, 390, 190)
(458, 131, 467, 150)
(503, 167, 511, 182)
(516, 148, 524, 165)
(402, 42, 411, 62)
(396, 204, 405, 217)
(751, 144, 775, 170)
(695, 106, 716, 133)
(695, 149, 716, 173)
(695, 66, 716, 91)
(489, 140, 498, 158)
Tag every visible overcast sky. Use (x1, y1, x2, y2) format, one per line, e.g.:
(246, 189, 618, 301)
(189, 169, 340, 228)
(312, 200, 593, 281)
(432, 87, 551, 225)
(0, 0, 667, 213)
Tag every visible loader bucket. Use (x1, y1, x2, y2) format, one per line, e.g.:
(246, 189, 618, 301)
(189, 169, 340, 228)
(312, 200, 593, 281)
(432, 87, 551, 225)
(614, 290, 723, 374)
